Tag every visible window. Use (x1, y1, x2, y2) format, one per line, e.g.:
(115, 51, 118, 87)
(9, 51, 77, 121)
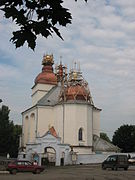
(106, 156, 116, 162)
(78, 128, 83, 141)
(17, 161, 22, 165)
(24, 161, 32, 165)
(17, 161, 25, 165)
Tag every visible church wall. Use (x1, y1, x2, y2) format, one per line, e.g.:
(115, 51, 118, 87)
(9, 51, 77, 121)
(31, 83, 54, 106)
(22, 108, 37, 146)
(23, 115, 29, 146)
(37, 106, 54, 137)
(29, 113, 36, 143)
(63, 104, 76, 145)
(75, 104, 88, 146)
(64, 104, 89, 146)
(93, 109, 100, 137)
(87, 105, 93, 147)
(53, 105, 63, 139)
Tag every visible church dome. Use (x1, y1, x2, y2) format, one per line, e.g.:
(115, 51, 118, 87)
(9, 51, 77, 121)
(59, 63, 93, 104)
(35, 55, 57, 85)
(65, 84, 90, 101)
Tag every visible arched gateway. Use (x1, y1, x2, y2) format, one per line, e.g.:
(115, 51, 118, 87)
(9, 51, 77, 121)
(42, 147, 56, 166)
(18, 128, 71, 166)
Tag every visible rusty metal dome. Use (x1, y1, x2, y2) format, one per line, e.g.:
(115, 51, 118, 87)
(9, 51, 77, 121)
(65, 84, 90, 101)
(35, 55, 57, 85)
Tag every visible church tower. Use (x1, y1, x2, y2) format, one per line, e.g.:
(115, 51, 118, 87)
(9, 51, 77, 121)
(31, 54, 57, 106)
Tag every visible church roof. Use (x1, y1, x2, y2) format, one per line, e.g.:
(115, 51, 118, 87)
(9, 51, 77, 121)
(36, 85, 101, 110)
(49, 126, 58, 137)
(37, 85, 61, 106)
(93, 135, 120, 152)
(40, 126, 59, 139)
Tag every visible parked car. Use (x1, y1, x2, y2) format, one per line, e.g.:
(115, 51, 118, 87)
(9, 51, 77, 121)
(128, 156, 135, 165)
(7, 160, 45, 174)
(102, 155, 129, 171)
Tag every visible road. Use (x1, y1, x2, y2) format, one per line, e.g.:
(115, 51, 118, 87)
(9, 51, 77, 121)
(0, 164, 135, 180)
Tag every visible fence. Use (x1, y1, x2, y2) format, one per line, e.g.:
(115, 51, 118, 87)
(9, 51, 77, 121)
(0, 157, 16, 171)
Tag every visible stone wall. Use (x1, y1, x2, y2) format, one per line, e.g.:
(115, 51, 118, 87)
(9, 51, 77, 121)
(75, 153, 135, 165)
(76, 154, 109, 165)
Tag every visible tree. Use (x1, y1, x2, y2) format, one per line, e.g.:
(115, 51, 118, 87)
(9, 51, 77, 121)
(0, 105, 13, 156)
(100, 132, 111, 143)
(0, 0, 87, 50)
(112, 124, 135, 153)
(10, 125, 22, 158)
(0, 105, 22, 157)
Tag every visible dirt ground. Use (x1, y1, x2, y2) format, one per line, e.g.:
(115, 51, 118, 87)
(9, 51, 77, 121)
(0, 164, 135, 180)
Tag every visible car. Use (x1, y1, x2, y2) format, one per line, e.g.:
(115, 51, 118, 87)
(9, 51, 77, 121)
(102, 154, 129, 171)
(128, 157, 135, 165)
(7, 160, 45, 174)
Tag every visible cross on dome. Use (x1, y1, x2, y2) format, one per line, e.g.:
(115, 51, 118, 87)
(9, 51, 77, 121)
(42, 54, 54, 65)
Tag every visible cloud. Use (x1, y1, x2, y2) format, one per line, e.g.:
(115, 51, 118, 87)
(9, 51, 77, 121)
(0, 64, 20, 79)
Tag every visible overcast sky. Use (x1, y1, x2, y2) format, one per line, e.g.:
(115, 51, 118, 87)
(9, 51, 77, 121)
(0, 0, 135, 139)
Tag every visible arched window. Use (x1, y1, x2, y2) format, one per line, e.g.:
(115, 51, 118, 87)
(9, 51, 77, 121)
(29, 113, 35, 142)
(78, 128, 83, 141)
(30, 113, 35, 119)
(24, 116, 29, 143)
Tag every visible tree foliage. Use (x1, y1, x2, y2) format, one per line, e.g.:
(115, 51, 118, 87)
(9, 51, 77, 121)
(112, 124, 135, 153)
(10, 125, 22, 157)
(100, 132, 111, 143)
(0, 0, 87, 50)
(0, 105, 22, 158)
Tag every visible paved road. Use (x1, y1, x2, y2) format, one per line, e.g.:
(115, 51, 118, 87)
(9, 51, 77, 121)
(0, 164, 135, 180)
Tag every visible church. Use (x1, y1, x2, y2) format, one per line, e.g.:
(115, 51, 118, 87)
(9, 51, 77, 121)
(19, 54, 118, 166)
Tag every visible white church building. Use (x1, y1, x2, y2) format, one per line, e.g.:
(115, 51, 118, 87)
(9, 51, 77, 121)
(19, 54, 119, 166)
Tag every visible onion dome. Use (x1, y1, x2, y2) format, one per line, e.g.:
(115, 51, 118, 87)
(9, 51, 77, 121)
(35, 54, 57, 85)
(65, 84, 90, 101)
(60, 63, 93, 104)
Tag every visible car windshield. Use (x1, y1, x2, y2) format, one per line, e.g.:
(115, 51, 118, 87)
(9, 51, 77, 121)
(106, 156, 116, 161)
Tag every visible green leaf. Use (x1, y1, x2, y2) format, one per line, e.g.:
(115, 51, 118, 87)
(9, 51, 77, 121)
(52, 26, 63, 40)
(0, 0, 86, 50)
(10, 30, 26, 48)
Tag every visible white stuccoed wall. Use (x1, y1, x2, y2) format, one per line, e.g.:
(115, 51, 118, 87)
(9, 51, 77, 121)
(22, 107, 37, 146)
(63, 103, 90, 146)
(76, 153, 135, 165)
(87, 105, 93, 147)
(32, 83, 54, 106)
(37, 106, 54, 137)
(64, 104, 77, 145)
(76, 154, 110, 164)
(53, 105, 63, 139)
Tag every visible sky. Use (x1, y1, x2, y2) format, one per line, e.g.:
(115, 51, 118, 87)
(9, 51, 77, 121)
(0, 0, 135, 139)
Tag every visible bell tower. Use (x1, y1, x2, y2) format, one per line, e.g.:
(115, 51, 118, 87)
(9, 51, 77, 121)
(31, 54, 57, 106)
